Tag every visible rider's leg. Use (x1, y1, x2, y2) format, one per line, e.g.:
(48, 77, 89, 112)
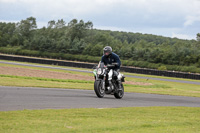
(117, 71, 123, 90)
(108, 69, 114, 90)
(108, 69, 113, 80)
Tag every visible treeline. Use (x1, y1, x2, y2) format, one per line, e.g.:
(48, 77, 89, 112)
(0, 17, 200, 73)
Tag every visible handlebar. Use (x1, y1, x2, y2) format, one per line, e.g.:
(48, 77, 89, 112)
(112, 62, 119, 66)
(106, 64, 115, 68)
(94, 62, 119, 69)
(106, 63, 119, 68)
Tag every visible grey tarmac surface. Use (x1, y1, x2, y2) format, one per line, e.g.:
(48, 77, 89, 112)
(0, 86, 199, 111)
(0, 60, 200, 85)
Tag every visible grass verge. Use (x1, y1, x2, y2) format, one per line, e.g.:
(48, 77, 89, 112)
(1, 60, 200, 97)
(0, 107, 200, 133)
(125, 77, 200, 97)
(1, 59, 200, 82)
(0, 74, 200, 97)
(0, 75, 93, 90)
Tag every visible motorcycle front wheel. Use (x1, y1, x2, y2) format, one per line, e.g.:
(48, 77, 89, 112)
(114, 84, 124, 99)
(94, 80, 105, 98)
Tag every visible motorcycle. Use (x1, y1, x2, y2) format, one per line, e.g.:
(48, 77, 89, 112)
(93, 62, 125, 99)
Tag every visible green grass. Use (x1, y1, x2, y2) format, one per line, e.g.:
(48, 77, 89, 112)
(0, 75, 93, 90)
(0, 107, 200, 133)
(1, 60, 200, 133)
(0, 74, 93, 84)
(1, 59, 200, 82)
(0, 74, 200, 97)
(1, 60, 200, 97)
(124, 77, 200, 97)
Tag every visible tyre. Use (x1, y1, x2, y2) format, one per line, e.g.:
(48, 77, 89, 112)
(94, 80, 105, 98)
(114, 84, 124, 99)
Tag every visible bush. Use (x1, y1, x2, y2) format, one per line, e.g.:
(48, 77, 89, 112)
(121, 60, 128, 66)
(180, 66, 198, 73)
(158, 66, 167, 71)
(147, 63, 160, 69)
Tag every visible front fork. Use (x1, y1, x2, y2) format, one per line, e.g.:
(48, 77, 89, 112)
(117, 80, 122, 90)
(112, 80, 122, 92)
(102, 74, 106, 90)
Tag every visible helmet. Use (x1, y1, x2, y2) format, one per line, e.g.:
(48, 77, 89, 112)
(103, 46, 112, 56)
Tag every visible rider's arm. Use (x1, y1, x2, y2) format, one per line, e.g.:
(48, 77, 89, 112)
(113, 54, 121, 67)
(101, 56, 106, 64)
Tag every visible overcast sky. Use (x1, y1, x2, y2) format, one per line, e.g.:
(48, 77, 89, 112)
(0, 0, 200, 40)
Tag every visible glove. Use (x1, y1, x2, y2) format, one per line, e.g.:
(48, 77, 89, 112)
(112, 62, 119, 66)
(107, 64, 114, 68)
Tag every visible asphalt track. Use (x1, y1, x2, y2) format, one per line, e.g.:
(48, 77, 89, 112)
(0, 86, 200, 111)
(0, 60, 200, 85)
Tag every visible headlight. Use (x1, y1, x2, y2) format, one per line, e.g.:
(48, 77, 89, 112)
(97, 68, 102, 75)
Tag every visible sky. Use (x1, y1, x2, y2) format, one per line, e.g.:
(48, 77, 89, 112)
(0, 0, 200, 40)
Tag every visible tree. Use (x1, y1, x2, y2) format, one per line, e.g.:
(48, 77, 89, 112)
(16, 17, 37, 39)
(0, 22, 17, 46)
(47, 20, 55, 28)
(56, 38, 70, 53)
(69, 38, 86, 54)
(55, 19, 66, 29)
(197, 33, 200, 41)
(1, 17, 200, 73)
(67, 19, 93, 41)
(90, 44, 103, 56)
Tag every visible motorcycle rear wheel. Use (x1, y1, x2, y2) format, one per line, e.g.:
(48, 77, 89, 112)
(94, 80, 105, 98)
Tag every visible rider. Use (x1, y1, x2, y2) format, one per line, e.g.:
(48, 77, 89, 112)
(101, 46, 122, 90)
